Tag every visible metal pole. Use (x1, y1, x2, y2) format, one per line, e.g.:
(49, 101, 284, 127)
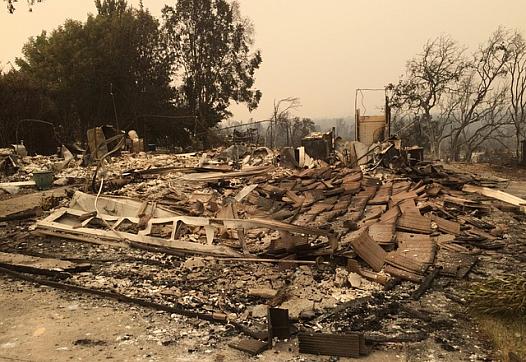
(110, 83, 119, 130)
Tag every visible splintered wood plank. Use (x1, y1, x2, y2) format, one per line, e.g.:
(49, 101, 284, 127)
(443, 196, 491, 213)
(180, 166, 272, 181)
(384, 265, 423, 283)
(410, 180, 424, 191)
(0, 251, 90, 275)
(392, 181, 411, 195)
(463, 184, 526, 213)
(457, 215, 493, 230)
(467, 226, 497, 241)
(293, 213, 317, 226)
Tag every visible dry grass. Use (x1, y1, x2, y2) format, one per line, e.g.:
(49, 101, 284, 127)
(466, 274, 526, 361)
(466, 274, 526, 316)
(475, 314, 526, 361)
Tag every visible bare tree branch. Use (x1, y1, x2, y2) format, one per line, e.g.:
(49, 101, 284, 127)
(388, 35, 467, 157)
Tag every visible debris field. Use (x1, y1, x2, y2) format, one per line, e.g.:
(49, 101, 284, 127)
(1, 146, 526, 360)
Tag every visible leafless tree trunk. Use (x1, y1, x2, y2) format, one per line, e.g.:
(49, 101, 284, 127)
(389, 36, 466, 159)
(448, 28, 510, 161)
(506, 31, 526, 159)
(269, 97, 301, 148)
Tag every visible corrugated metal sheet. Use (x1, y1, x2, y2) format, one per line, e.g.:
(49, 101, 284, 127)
(368, 221, 395, 245)
(397, 214, 432, 234)
(298, 332, 365, 357)
(431, 214, 461, 235)
(350, 229, 387, 271)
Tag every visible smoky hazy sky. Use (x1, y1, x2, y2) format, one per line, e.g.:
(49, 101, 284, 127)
(1, 1, 525, 122)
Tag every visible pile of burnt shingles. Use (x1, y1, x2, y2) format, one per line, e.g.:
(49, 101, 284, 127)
(31, 164, 500, 288)
(239, 166, 364, 255)
(222, 164, 505, 357)
(223, 165, 495, 286)
(22, 160, 512, 358)
(340, 176, 496, 285)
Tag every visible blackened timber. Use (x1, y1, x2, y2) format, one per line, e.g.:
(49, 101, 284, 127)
(412, 267, 442, 300)
(0, 266, 261, 334)
(267, 308, 291, 340)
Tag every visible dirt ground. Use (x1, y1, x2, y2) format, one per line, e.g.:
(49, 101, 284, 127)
(2, 161, 525, 361)
(443, 162, 526, 182)
(0, 276, 492, 362)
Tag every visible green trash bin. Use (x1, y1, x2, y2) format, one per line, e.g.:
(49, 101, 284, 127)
(33, 170, 54, 190)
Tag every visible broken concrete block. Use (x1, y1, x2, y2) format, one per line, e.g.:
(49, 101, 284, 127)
(348, 272, 363, 288)
(280, 298, 314, 320)
(181, 257, 206, 270)
(247, 288, 278, 299)
(251, 304, 268, 318)
(334, 267, 349, 287)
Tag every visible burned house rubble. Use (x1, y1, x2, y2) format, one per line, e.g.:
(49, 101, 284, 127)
(1, 138, 525, 360)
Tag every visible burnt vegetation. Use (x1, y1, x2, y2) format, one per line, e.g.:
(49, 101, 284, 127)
(389, 28, 526, 163)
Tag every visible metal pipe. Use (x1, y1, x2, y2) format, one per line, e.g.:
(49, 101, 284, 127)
(213, 257, 329, 265)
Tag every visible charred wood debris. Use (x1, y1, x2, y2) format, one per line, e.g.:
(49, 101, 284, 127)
(0, 136, 525, 359)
